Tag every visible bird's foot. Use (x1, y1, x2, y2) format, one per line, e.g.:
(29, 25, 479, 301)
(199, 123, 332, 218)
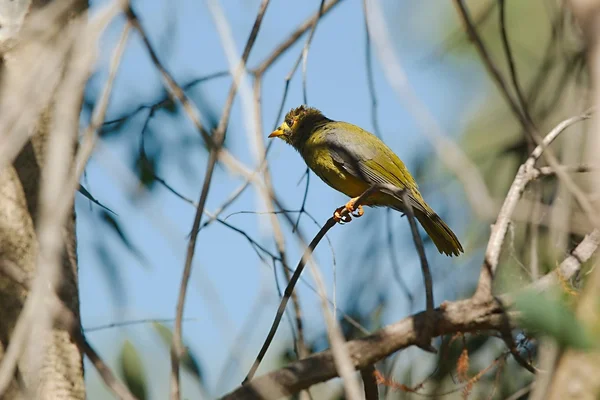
(345, 198, 364, 218)
(333, 206, 352, 224)
(333, 198, 365, 224)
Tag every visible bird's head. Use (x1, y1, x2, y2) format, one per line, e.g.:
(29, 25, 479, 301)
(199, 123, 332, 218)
(268, 105, 330, 148)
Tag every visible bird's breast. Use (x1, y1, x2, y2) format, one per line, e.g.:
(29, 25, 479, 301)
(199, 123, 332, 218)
(302, 144, 371, 198)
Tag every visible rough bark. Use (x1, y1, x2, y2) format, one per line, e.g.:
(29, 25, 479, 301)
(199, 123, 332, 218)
(0, 0, 87, 398)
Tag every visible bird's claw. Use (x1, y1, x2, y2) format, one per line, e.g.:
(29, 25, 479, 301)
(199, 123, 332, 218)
(333, 206, 352, 224)
(345, 198, 364, 218)
(333, 198, 364, 224)
(351, 205, 364, 218)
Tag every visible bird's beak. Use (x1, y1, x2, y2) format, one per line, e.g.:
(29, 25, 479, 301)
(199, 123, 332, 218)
(268, 127, 284, 138)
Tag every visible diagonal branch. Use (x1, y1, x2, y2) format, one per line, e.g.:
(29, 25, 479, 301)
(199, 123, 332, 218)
(474, 110, 592, 300)
(222, 223, 600, 399)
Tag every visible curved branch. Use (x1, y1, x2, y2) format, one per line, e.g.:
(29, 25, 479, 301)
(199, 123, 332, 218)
(221, 220, 600, 399)
(223, 297, 506, 400)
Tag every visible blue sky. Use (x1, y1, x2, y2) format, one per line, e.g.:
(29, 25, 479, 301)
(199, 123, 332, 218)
(79, 0, 486, 398)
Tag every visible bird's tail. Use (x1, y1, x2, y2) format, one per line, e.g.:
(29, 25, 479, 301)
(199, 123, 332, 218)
(414, 210, 463, 257)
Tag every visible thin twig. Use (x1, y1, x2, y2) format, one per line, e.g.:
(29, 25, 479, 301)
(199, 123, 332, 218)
(453, 0, 527, 130)
(361, 0, 382, 138)
(243, 217, 338, 383)
(161, 0, 271, 397)
(498, 0, 535, 128)
(385, 209, 415, 306)
(243, 182, 433, 382)
(252, 77, 309, 364)
(243, 184, 382, 382)
(253, 0, 343, 76)
(474, 111, 591, 300)
(300, 0, 326, 104)
(102, 70, 229, 127)
(74, 330, 138, 400)
(400, 191, 436, 353)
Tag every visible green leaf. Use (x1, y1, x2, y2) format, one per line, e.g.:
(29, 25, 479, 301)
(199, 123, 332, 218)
(119, 340, 147, 400)
(152, 321, 173, 343)
(77, 185, 117, 215)
(100, 211, 149, 268)
(135, 151, 157, 189)
(514, 290, 594, 350)
(152, 322, 204, 383)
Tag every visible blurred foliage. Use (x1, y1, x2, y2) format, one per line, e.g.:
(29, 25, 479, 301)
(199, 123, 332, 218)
(100, 210, 148, 267)
(119, 340, 148, 400)
(515, 289, 594, 350)
(152, 322, 204, 384)
(434, 0, 590, 288)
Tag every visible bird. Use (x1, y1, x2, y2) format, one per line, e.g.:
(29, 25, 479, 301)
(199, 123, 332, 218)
(268, 105, 463, 257)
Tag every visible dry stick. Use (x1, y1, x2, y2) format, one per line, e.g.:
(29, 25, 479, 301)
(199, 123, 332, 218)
(498, 0, 535, 127)
(273, 0, 326, 232)
(253, 0, 343, 76)
(253, 78, 309, 364)
(243, 185, 382, 383)
(251, 0, 331, 371)
(221, 226, 600, 400)
(136, 0, 270, 397)
(361, 0, 382, 138)
(243, 217, 337, 383)
(452, 0, 526, 129)
(243, 198, 362, 397)
(474, 111, 591, 300)
(535, 164, 593, 177)
(300, 0, 326, 104)
(74, 330, 138, 400)
(400, 190, 436, 353)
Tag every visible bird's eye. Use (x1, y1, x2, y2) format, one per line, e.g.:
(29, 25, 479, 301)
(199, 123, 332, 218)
(285, 116, 295, 128)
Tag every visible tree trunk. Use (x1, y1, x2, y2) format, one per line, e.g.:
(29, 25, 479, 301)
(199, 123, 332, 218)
(0, 0, 87, 398)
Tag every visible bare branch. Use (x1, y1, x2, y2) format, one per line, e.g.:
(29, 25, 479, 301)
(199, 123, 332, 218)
(223, 297, 508, 400)
(222, 222, 600, 400)
(474, 111, 591, 300)
(161, 0, 271, 397)
(253, 0, 343, 76)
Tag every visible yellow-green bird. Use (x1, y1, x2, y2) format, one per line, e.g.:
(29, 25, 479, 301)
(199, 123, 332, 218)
(269, 105, 463, 257)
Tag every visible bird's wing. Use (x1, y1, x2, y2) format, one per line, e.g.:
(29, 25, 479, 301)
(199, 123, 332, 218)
(324, 123, 429, 214)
